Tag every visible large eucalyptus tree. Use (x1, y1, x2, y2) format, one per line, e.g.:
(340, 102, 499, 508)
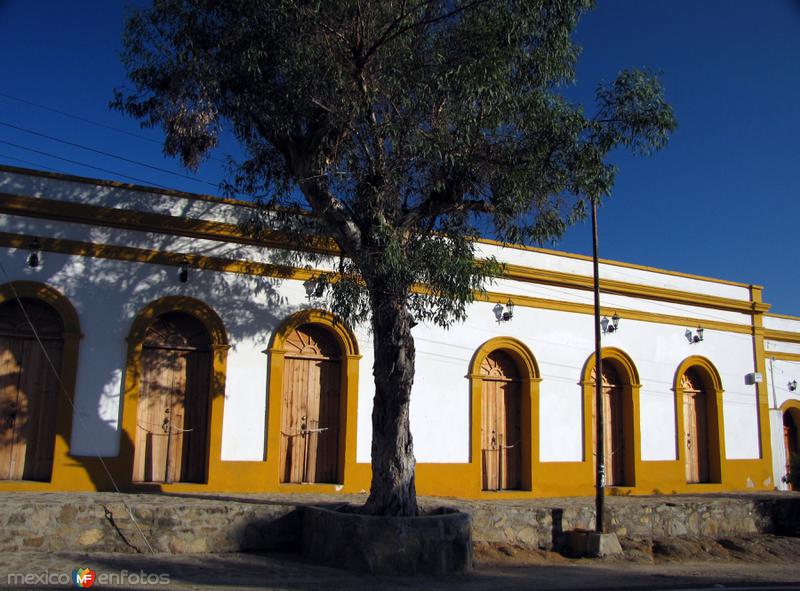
(115, 0, 675, 516)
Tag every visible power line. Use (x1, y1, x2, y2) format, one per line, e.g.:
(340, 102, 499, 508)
(0, 120, 219, 188)
(0, 152, 65, 174)
(0, 138, 172, 189)
(0, 91, 228, 164)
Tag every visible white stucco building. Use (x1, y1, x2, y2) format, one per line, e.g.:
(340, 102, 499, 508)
(1, 164, 797, 498)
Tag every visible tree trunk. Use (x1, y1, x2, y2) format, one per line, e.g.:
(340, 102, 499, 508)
(362, 289, 418, 516)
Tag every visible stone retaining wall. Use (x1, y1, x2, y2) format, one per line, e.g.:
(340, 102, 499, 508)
(457, 495, 800, 550)
(1, 492, 797, 554)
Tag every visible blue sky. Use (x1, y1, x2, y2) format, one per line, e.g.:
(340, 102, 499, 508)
(1, 1, 798, 314)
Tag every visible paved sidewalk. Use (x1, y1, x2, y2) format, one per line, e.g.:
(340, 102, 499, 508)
(2, 549, 800, 590)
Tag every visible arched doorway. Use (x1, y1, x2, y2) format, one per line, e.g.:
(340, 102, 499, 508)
(590, 363, 628, 486)
(480, 349, 522, 491)
(783, 406, 800, 490)
(582, 348, 639, 488)
(132, 312, 212, 483)
(0, 298, 63, 481)
(279, 324, 342, 484)
(674, 357, 724, 485)
(681, 369, 710, 483)
(470, 337, 539, 493)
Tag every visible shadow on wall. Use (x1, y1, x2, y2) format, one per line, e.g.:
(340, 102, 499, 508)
(0, 179, 337, 486)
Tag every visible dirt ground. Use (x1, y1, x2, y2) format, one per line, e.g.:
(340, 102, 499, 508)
(2, 535, 799, 590)
(475, 532, 800, 566)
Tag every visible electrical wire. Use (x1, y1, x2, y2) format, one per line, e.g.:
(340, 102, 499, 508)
(0, 152, 65, 174)
(0, 120, 218, 187)
(0, 138, 172, 189)
(0, 258, 156, 554)
(0, 91, 228, 164)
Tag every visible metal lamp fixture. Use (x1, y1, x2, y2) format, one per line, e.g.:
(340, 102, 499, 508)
(26, 238, 41, 268)
(686, 326, 704, 344)
(178, 258, 189, 283)
(303, 276, 326, 299)
(600, 312, 620, 335)
(492, 299, 514, 323)
(790, 379, 798, 392)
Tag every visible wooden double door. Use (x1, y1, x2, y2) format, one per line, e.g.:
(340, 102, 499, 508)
(481, 350, 522, 491)
(591, 364, 627, 487)
(682, 371, 710, 484)
(280, 325, 341, 484)
(0, 299, 63, 481)
(133, 312, 211, 484)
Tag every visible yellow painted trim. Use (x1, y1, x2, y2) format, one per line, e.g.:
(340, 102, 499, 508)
(763, 329, 800, 344)
(476, 236, 753, 289)
(0, 281, 81, 490)
(751, 286, 773, 477)
(580, 347, 641, 488)
(467, 337, 541, 493)
(1, 164, 756, 293)
(674, 356, 725, 484)
(0, 233, 757, 338)
(768, 352, 800, 362)
(474, 290, 754, 335)
(1, 193, 768, 315)
(502, 263, 768, 315)
(780, 399, 800, 414)
(766, 312, 800, 321)
(118, 296, 230, 489)
(265, 310, 365, 490)
(0, 193, 335, 255)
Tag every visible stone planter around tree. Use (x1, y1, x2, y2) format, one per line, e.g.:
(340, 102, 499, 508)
(301, 504, 472, 575)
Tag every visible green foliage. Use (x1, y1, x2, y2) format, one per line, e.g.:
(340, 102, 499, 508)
(114, 0, 676, 329)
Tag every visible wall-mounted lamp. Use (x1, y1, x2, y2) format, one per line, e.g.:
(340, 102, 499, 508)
(26, 238, 41, 268)
(303, 276, 326, 299)
(492, 299, 514, 323)
(790, 380, 798, 392)
(685, 326, 704, 344)
(601, 312, 620, 335)
(178, 258, 189, 283)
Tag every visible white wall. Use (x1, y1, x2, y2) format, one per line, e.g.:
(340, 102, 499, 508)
(0, 168, 768, 469)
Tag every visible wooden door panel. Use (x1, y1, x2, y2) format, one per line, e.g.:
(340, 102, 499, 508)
(481, 379, 499, 490)
(22, 340, 61, 480)
(683, 377, 709, 484)
(280, 357, 308, 483)
(502, 381, 522, 490)
(314, 360, 340, 484)
(0, 336, 61, 482)
(134, 348, 190, 483)
(134, 349, 169, 482)
(280, 325, 343, 485)
(481, 350, 522, 491)
(0, 336, 24, 480)
(684, 392, 698, 483)
(694, 390, 709, 483)
(181, 350, 211, 483)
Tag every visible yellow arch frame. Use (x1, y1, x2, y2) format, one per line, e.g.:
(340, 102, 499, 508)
(0, 281, 82, 490)
(673, 356, 725, 484)
(468, 337, 541, 494)
(265, 309, 361, 491)
(119, 296, 230, 490)
(580, 347, 642, 490)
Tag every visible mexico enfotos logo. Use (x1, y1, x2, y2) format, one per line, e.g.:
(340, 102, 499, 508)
(5, 566, 170, 587)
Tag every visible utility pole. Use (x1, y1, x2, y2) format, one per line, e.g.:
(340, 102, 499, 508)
(591, 197, 605, 533)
